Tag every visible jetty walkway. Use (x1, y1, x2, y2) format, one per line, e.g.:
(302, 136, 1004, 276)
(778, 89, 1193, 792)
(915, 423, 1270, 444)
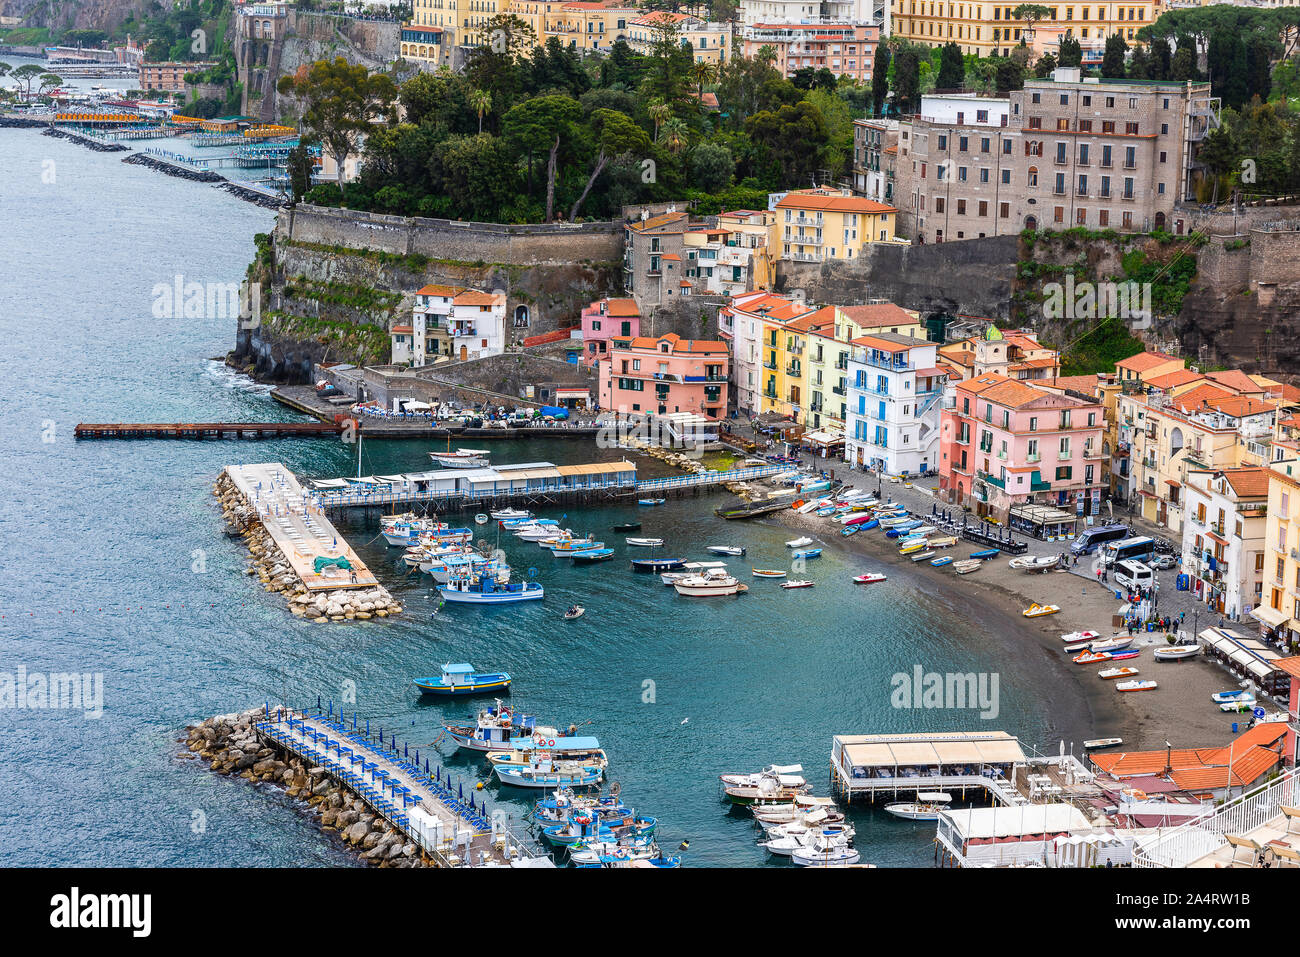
(255, 705, 547, 867)
(77, 421, 344, 439)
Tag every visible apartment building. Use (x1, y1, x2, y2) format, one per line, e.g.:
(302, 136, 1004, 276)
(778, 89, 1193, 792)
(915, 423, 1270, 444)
(139, 61, 216, 92)
(937, 327, 1058, 382)
(895, 71, 1219, 243)
(1256, 449, 1300, 647)
(853, 118, 899, 204)
(939, 372, 1106, 520)
(739, 23, 879, 84)
(845, 332, 948, 475)
(739, 0, 889, 28)
(889, 0, 1158, 57)
(626, 12, 732, 63)
(390, 284, 507, 365)
(772, 187, 898, 263)
(624, 207, 690, 306)
(599, 333, 729, 418)
(580, 297, 641, 366)
(682, 210, 776, 297)
(1181, 467, 1270, 622)
(722, 292, 815, 416)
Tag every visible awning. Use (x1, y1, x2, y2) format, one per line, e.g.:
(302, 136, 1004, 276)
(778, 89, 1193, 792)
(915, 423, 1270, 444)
(555, 389, 589, 399)
(1252, 604, 1291, 629)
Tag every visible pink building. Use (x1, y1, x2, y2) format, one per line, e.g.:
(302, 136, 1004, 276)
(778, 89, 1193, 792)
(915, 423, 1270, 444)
(599, 333, 729, 419)
(939, 372, 1106, 523)
(739, 23, 878, 84)
(580, 297, 641, 367)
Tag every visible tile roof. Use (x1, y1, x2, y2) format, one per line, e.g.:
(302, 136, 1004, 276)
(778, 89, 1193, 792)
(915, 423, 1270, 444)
(979, 379, 1054, 409)
(452, 290, 501, 306)
(837, 302, 919, 327)
(774, 191, 897, 215)
(1207, 369, 1264, 394)
(1089, 724, 1287, 786)
(1219, 467, 1273, 498)
(613, 332, 728, 355)
(1144, 369, 1204, 391)
(851, 331, 928, 351)
(1117, 350, 1181, 373)
(1038, 375, 1103, 396)
(628, 211, 688, 232)
(601, 297, 640, 317)
(416, 284, 464, 297)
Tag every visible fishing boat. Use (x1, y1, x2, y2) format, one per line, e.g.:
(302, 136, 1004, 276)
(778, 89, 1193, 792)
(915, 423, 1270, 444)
(910, 550, 937, 562)
(785, 536, 813, 549)
(610, 522, 641, 532)
(637, 498, 665, 506)
(724, 776, 805, 806)
(1009, 555, 1060, 571)
(443, 699, 527, 751)
(791, 548, 822, 559)
(760, 824, 855, 857)
(970, 549, 1001, 560)
(660, 561, 728, 584)
(898, 539, 928, 554)
(673, 567, 748, 597)
(494, 760, 604, 789)
(631, 557, 685, 572)
(720, 764, 807, 790)
(1099, 666, 1140, 680)
(538, 535, 596, 550)
(1022, 603, 1060, 617)
(841, 525, 862, 537)
(883, 792, 951, 821)
(930, 556, 954, 567)
(439, 571, 544, 604)
(486, 736, 608, 771)
(853, 572, 887, 584)
(474, 513, 489, 525)
(551, 540, 605, 556)
(1212, 688, 1256, 704)
(490, 508, 532, 521)
(625, 537, 665, 547)
(414, 663, 511, 696)
(952, 559, 982, 574)
(752, 568, 788, 578)
(706, 545, 746, 556)
(1083, 737, 1124, 750)
(927, 536, 957, 549)
(568, 837, 662, 866)
(570, 548, 614, 563)
(1116, 679, 1158, 692)
(564, 605, 585, 620)
(1073, 651, 1112, 664)
(781, 580, 814, 589)
(429, 448, 491, 467)
(1154, 644, 1200, 661)
(791, 834, 861, 868)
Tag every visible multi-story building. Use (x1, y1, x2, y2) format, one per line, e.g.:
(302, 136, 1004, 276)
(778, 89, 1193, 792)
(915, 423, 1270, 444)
(398, 23, 455, 68)
(937, 327, 1058, 382)
(599, 333, 729, 418)
(845, 332, 948, 475)
(626, 12, 732, 63)
(1181, 467, 1270, 622)
(853, 118, 899, 204)
(772, 186, 898, 263)
(939, 372, 1107, 520)
(895, 71, 1220, 243)
(889, 0, 1158, 58)
(623, 207, 689, 306)
(682, 210, 776, 296)
(721, 291, 815, 416)
(1257, 448, 1300, 647)
(139, 61, 216, 92)
(580, 297, 641, 366)
(550, 2, 643, 51)
(390, 284, 507, 365)
(739, 0, 889, 29)
(740, 23, 879, 84)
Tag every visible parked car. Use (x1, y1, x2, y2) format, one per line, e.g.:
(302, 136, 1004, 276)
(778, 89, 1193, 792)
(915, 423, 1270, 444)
(1150, 554, 1177, 570)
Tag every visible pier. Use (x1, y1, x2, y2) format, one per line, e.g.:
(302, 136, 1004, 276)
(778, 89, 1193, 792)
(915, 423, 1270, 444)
(76, 421, 345, 439)
(224, 463, 378, 591)
(254, 704, 548, 867)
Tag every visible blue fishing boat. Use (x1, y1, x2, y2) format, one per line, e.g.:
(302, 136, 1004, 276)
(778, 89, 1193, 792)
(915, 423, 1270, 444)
(930, 556, 954, 567)
(1109, 649, 1142, 661)
(638, 498, 665, 506)
(413, 663, 511, 696)
(969, 549, 1001, 560)
(495, 761, 603, 789)
(439, 570, 544, 603)
(570, 547, 614, 562)
(631, 557, 685, 571)
(886, 522, 922, 538)
(792, 548, 822, 559)
(841, 525, 861, 537)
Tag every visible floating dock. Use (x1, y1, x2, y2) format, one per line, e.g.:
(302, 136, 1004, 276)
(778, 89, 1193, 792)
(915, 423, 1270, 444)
(76, 421, 344, 439)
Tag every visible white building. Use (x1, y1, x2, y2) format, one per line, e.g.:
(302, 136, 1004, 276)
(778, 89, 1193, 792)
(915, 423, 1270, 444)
(720, 291, 813, 417)
(738, 0, 888, 29)
(1180, 466, 1271, 622)
(391, 284, 507, 366)
(845, 331, 947, 476)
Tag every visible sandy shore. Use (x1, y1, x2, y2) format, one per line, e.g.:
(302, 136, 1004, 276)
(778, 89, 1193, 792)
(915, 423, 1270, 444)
(759, 477, 1266, 753)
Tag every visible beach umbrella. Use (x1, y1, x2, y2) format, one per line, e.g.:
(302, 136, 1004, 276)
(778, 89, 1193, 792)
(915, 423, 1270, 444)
(459, 781, 464, 800)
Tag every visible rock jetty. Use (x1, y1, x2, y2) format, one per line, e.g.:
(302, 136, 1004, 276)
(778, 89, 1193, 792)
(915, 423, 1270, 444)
(185, 708, 436, 867)
(213, 471, 402, 622)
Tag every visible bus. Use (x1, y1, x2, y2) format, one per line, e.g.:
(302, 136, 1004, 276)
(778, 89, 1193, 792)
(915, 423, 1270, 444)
(1069, 523, 1131, 556)
(1101, 536, 1156, 567)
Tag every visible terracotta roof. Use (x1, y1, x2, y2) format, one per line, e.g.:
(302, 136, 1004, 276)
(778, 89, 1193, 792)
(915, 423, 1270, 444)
(957, 372, 1012, 396)
(602, 298, 640, 317)
(835, 303, 917, 327)
(416, 284, 464, 297)
(979, 379, 1052, 409)
(1091, 725, 1287, 788)
(1219, 467, 1272, 498)
(1170, 383, 1235, 412)
(1274, 656, 1300, 680)
(1117, 350, 1181, 373)
(1008, 357, 1058, 370)
(1212, 396, 1273, 418)
(628, 211, 687, 232)
(1144, 369, 1204, 391)
(1207, 369, 1264, 395)
(1038, 375, 1103, 396)
(391, 325, 412, 334)
(774, 192, 897, 215)
(452, 290, 500, 306)
(613, 332, 728, 355)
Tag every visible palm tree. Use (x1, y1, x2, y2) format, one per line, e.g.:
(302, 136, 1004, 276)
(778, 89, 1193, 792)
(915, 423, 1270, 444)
(648, 98, 671, 142)
(469, 87, 491, 133)
(691, 60, 716, 99)
(756, 45, 778, 70)
(663, 116, 688, 153)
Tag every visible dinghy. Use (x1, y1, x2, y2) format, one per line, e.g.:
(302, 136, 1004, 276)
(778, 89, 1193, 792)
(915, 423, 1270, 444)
(952, 559, 982, 574)
(474, 513, 489, 525)
(1088, 635, 1134, 653)
(791, 548, 822, 559)
(611, 523, 641, 532)
(631, 557, 685, 572)
(752, 568, 788, 578)
(563, 605, 585, 620)
(706, 545, 746, 556)
(930, 556, 954, 567)
(781, 580, 815, 589)
(625, 537, 664, 547)
(1109, 649, 1142, 661)
(785, 536, 813, 549)
(570, 548, 614, 563)
(841, 525, 861, 537)
(909, 550, 936, 562)
(1083, 737, 1123, 750)
(853, 572, 887, 583)
(1154, 644, 1199, 662)
(637, 498, 665, 506)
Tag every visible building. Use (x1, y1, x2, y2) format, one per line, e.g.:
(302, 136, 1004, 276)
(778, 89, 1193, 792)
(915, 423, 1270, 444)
(852, 118, 899, 204)
(580, 297, 640, 366)
(391, 284, 507, 366)
(772, 187, 898, 263)
(939, 372, 1106, 521)
(682, 210, 776, 297)
(599, 333, 729, 418)
(938, 327, 1058, 383)
(549, 2, 643, 51)
(739, 0, 889, 28)
(1181, 467, 1271, 622)
(139, 61, 216, 92)
(398, 23, 455, 67)
(845, 332, 948, 476)
(721, 291, 815, 416)
(895, 71, 1220, 243)
(739, 22, 879, 84)
(1256, 452, 1300, 648)
(623, 206, 689, 306)
(626, 12, 732, 63)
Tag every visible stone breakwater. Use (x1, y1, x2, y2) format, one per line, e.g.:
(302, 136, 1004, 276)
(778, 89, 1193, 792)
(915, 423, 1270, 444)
(122, 151, 224, 182)
(213, 471, 402, 622)
(185, 707, 436, 867)
(40, 126, 129, 152)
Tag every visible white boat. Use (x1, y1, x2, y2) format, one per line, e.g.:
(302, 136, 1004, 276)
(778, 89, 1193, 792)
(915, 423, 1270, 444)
(706, 545, 746, 556)
(1088, 635, 1134, 653)
(1153, 644, 1200, 662)
(751, 795, 838, 825)
(1098, 666, 1140, 680)
(883, 802, 945, 821)
(720, 764, 807, 789)
(673, 567, 747, 597)
(852, 573, 887, 584)
(1115, 679, 1158, 692)
(1212, 688, 1256, 704)
(517, 525, 571, 542)
(1219, 698, 1258, 712)
(763, 816, 851, 842)
(785, 536, 813, 549)
(796, 500, 826, 514)
(660, 561, 727, 584)
(625, 537, 665, 547)
(1083, 737, 1123, 750)
(474, 513, 489, 524)
(1009, 555, 1060, 571)
(494, 760, 602, 788)
(791, 833, 861, 867)
(952, 559, 982, 574)
(781, 580, 814, 589)
(1060, 630, 1101, 645)
(760, 824, 855, 857)
(490, 508, 532, 520)
(429, 448, 491, 467)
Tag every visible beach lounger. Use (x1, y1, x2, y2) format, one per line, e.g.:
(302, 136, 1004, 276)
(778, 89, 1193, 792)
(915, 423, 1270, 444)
(1224, 833, 1264, 866)
(1281, 806, 1300, 836)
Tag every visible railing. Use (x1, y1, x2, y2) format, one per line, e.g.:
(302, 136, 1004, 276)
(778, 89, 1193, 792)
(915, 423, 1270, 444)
(635, 464, 786, 491)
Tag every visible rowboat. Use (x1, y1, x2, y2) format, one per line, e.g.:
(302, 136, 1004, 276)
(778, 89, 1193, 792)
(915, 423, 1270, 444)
(786, 537, 813, 548)
(853, 572, 887, 583)
(1022, 603, 1060, 617)
(1116, 679, 1158, 692)
(883, 801, 947, 821)
(1153, 644, 1200, 662)
(952, 559, 982, 574)
(1098, 666, 1140, 680)
(611, 522, 641, 532)
(1088, 635, 1134, 653)
(1212, 689, 1256, 704)
(429, 448, 491, 467)
(551, 541, 605, 556)
(841, 525, 861, 537)
(752, 568, 787, 578)
(1073, 651, 1112, 664)
(1109, 649, 1141, 660)
(928, 536, 957, 548)
(970, 549, 1001, 560)
(781, 580, 814, 589)
(637, 498, 665, 506)
(842, 513, 879, 527)
(791, 548, 822, 559)
(1009, 555, 1060, 571)
(796, 500, 825, 514)
(625, 537, 664, 547)
(564, 605, 586, 620)
(414, 664, 511, 696)
(910, 550, 936, 562)
(898, 538, 928, 554)
(570, 548, 614, 562)
(474, 513, 489, 524)
(1083, 737, 1124, 750)
(706, 545, 746, 556)
(630, 557, 685, 572)
(930, 556, 953, 567)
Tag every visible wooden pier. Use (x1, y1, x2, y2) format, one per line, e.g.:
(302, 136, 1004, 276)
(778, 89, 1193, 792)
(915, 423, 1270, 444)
(255, 706, 548, 867)
(76, 421, 346, 440)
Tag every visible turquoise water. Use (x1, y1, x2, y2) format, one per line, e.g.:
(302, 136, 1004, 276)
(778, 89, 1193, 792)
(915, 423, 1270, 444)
(0, 129, 1092, 867)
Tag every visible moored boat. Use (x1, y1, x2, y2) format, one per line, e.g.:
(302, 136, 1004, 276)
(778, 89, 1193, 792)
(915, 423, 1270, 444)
(631, 557, 685, 572)
(439, 571, 544, 604)
(752, 568, 788, 578)
(791, 548, 822, 559)
(429, 448, 491, 467)
(570, 548, 614, 562)
(1154, 644, 1200, 662)
(1115, 679, 1158, 692)
(673, 567, 748, 597)
(443, 698, 527, 750)
(414, 663, 511, 696)
(785, 536, 813, 549)
(853, 572, 887, 583)
(781, 579, 814, 589)
(1084, 737, 1124, 750)
(611, 522, 641, 532)
(625, 537, 665, 547)
(637, 498, 665, 506)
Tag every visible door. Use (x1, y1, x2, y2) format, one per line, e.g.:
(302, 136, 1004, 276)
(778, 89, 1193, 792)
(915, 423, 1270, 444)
(459, 344, 467, 361)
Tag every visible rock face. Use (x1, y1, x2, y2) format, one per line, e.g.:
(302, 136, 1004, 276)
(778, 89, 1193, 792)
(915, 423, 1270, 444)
(185, 708, 436, 868)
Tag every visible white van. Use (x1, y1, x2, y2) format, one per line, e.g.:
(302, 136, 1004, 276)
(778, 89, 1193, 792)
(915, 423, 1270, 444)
(1114, 559, 1154, 592)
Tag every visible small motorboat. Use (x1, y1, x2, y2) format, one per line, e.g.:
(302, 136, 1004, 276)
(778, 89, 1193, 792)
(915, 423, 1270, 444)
(785, 537, 813, 549)
(1098, 666, 1140, 680)
(1116, 679, 1158, 692)
(760, 824, 855, 857)
(970, 549, 1000, 560)
(706, 545, 746, 556)
(637, 498, 665, 506)
(791, 834, 861, 868)
(1073, 651, 1112, 665)
(853, 572, 887, 584)
(1154, 644, 1200, 662)
(611, 523, 641, 532)
(673, 567, 748, 597)
(570, 548, 614, 562)
(1212, 688, 1256, 704)
(413, 663, 511, 696)
(781, 580, 814, 589)
(883, 801, 948, 821)
(564, 605, 585, 620)
(909, 550, 936, 562)
(1083, 737, 1123, 750)
(791, 548, 822, 560)
(1022, 603, 1060, 618)
(752, 568, 788, 578)
(631, 557, 685, 572)
(490, 508, 532, 521)
(625, 537, 665, 547)
(474, 513, 489, 525)
(952, 559, 982, 574)
(930, 556, 953, 567)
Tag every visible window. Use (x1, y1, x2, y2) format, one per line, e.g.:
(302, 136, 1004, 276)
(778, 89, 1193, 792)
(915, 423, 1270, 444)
(1028, 166, 1039, 187)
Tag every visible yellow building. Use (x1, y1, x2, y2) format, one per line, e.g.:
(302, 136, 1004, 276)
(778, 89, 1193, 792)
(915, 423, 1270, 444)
(549, 2, 642, 51)
(626, 11, 732, 64)
(772, 188, 899, 264)
(890, 0, 1159, 57)
(1258, 447, 1300, 646)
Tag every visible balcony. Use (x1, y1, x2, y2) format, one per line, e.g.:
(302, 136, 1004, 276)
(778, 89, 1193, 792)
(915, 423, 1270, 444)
(1026, 452, 1041, 464)
(832, 385, 847, 396)
(762, 359, 777, 371)
(786, 364, 801, 376)
(859, 353, 915, 373)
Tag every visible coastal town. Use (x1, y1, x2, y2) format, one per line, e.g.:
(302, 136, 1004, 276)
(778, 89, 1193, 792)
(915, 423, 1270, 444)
(5, 0, 1300, 906)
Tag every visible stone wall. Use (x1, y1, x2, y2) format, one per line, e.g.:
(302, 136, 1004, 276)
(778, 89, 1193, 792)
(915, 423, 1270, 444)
(640, 294, 731, 340)
(1249, 224, 1300, 287)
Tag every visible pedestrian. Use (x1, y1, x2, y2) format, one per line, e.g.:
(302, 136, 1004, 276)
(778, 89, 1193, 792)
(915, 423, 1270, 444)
(1096, 568, 1103, 583)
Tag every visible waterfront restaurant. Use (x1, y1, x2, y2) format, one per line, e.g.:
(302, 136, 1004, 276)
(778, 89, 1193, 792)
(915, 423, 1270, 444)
(935, 804, 1102, 868)
(830, 731, 1027, 802)
(1197, 626, 1294, 700)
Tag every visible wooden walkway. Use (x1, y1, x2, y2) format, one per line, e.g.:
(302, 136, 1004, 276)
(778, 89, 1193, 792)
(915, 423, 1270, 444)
(225, 463, 378, 592)
(76, 421, 345, 439)
(255, 707, 547, 867)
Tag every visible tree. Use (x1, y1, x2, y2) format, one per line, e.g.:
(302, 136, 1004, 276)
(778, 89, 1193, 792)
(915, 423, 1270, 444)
(1101, 34, 1128, 79)
(1170, 36, 1198, 81)
(502, 94, 582, 221)
(995, 58, 1025, 93)
(1013, 3, 1053, 31)
(469, 88, 491, 133)
(1058, 36, 1083, 68)
(10, 64, 44, 99)
(38, 73, 62, 95)
(871, 45, 890, 115)
(662, 116, 689, 153)
(1034, 53, 1057, 78)
(937, 41, 964, 90)
(892, 45, 921, 115)
(277, 58, 397, 197)
(691, 60, 716, 98)
(569, 108, 652, 220)
(648, 97, 672, 142)
(1207, 31, 1248, 109)
(690, 141, 734, 193)
(1197, 124, 1237, 204)
(286, 144, 315, 204)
